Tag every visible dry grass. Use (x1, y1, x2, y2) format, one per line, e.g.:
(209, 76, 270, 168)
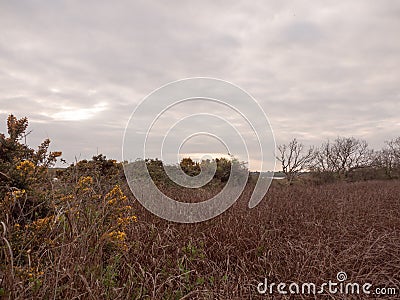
(1, 179, 400, 299)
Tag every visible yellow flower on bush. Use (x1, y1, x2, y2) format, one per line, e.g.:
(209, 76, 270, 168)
(106, 230, 128, 251)
(117, 215, 138, 229)
(12, 189, 26, 199)
(77, 176, 93, 193)
(108, 230, 126, 241)
(27, 215, 55, 231)
(15, 266, 44, 280)
(60, 194, 74, 202)
(105, 185, 127, 205)
(3, 189, 26, 205)
(78, 176, 93, 187)
(16, 160, 35, 176)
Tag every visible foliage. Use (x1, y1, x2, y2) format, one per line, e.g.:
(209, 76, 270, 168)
(0, 115, 62, 224)
(0, 115, 137, 298)
(1, 115, 400, 298)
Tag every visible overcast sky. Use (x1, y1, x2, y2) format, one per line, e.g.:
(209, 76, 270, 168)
(1, 0, 399, 170)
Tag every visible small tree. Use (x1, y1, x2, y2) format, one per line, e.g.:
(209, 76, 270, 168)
(276, 138, 314, 184)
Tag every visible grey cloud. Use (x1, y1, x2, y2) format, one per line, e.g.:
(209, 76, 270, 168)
(0, 0, 399, 169)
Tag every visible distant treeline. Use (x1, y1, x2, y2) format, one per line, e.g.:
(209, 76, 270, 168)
(1, 114, 399, 193)
(124, 157, 248, 189)
(276, 136, 400, 184)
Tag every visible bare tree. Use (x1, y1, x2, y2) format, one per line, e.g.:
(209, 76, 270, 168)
(313, 140, 337, 172)
(313, 137, 373, 178)
(374, 137, 400, 178)
(276, 138, 314, 184)
(374, 149, 396, 178)
(387, 137, 400, 161)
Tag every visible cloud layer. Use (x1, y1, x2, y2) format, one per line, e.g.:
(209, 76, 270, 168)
(1, 0, 399, 169)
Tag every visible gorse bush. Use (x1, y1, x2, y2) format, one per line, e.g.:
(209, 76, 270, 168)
(61, 154, 123, 196)
(0, 115, 138, 299)
(0, 115, 62, 224)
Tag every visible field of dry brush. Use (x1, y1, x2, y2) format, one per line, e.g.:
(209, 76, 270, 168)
(2, 177, 399, 299)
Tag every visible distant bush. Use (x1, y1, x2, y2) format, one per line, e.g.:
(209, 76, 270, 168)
(61, 154, 123, 194)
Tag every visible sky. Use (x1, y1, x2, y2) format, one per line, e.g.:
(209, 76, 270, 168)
(0, 0, 399, 170)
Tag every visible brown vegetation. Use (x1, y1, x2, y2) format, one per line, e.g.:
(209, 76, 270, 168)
(1, 115, 399, 299)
